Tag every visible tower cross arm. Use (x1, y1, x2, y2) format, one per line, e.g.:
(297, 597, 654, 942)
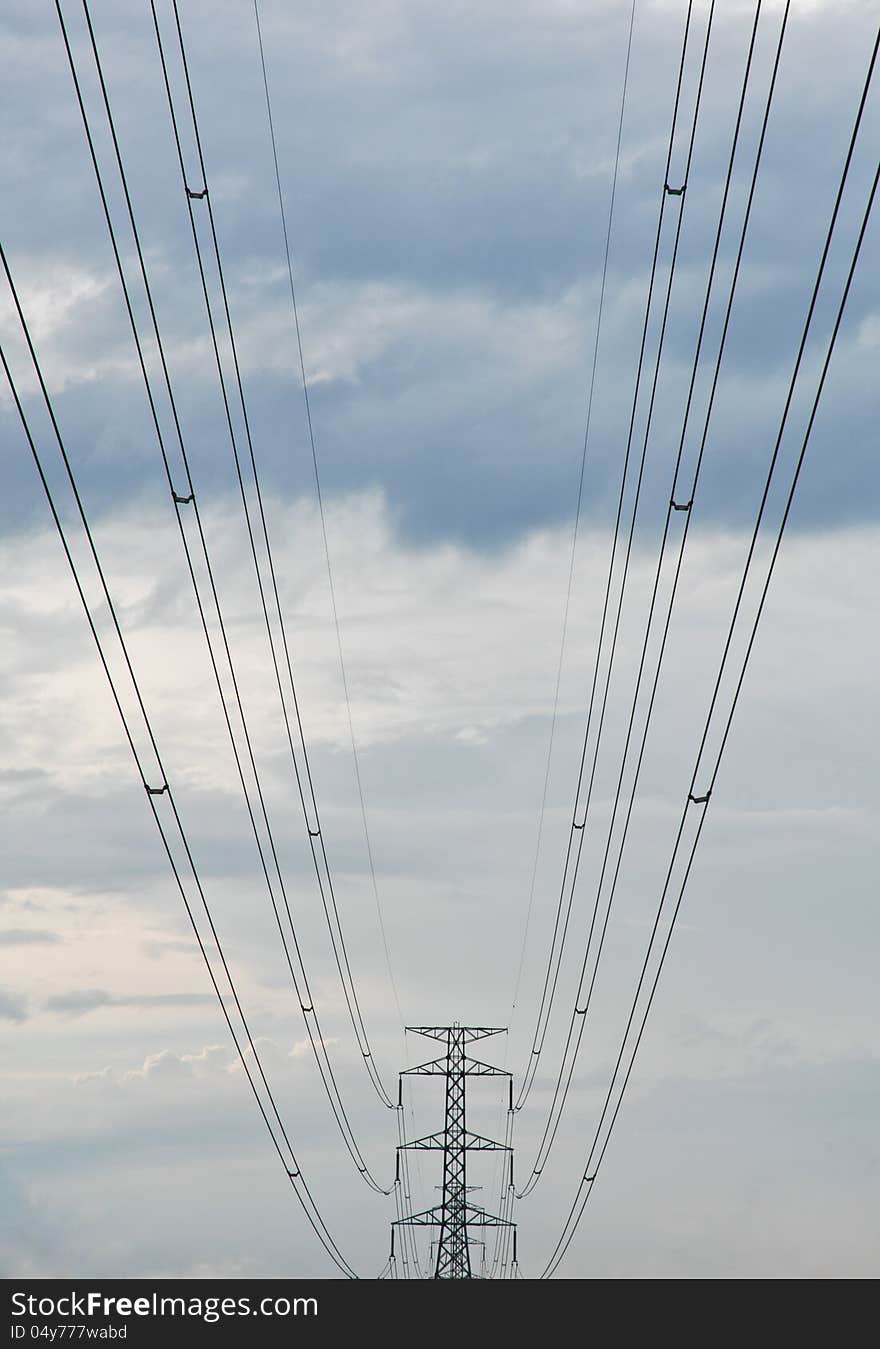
(406, 1026, 506, 1045)
(400, 1130, 446, 1151)
(394, 1203, 513, 1229)
(460, 1129, 511, 1151)
(402, 1056, 448, 1076)
(392, 1205, 444, 1228)
(461, 1204, 514, 1228)
(400, 1128, 510, 1152)
(462, 1056, 512, 1077)
(403, 1053, 511, 1077)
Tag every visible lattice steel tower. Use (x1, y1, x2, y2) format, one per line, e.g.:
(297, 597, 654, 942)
(393, 1025, 515, 1279)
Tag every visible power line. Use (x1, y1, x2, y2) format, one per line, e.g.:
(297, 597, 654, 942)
(251, 0, 436, 1232)
(488, 0, 639, 1235)
(147, 0, 398, 1110)
(252, 0, 404, 1034)
(57, 0, 394, 1193)
(64, 0, 378, 1184)
(394, 1099, 429, 1277)
(0, 247, 357, 1279)
(517, 0, 773, 1197)
(510, 0, 638, 1019)
(515, 0, 711, 1113)
(491, 1110, 517, 1279)
(573, 0, 790, 1045)
(539, 32, 879, 1274)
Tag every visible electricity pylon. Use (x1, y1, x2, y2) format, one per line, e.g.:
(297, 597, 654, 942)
(392, 1025, 515, 1279)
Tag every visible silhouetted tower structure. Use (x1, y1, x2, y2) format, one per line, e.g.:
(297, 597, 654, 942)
(393, 1025, 515, 1279)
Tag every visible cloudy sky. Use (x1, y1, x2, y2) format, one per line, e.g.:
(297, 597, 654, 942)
(1, 0, 878, 1279)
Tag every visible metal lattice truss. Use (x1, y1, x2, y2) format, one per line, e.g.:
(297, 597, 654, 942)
(394, 1025, 515, 1279)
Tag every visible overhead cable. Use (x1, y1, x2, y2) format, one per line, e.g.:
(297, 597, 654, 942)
(539, 30, 879, 1274)
(57, 0, 395, 1192)
(515, 0, 712, 1113)
(509, 0, 638, 1021)
(518, 0, 773, 1196)
(252, 0, 404, 1035)
(150, 0, 397, 1108)
(0, 248, 357, 1278)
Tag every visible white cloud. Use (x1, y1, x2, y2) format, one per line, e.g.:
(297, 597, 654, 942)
(74, 1043, 238, 1087)
(0, 260, 139, 399)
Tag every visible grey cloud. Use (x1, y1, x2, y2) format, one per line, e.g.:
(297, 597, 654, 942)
(0, 928, 62, 947)
(44, 989, 114, 1016)
(0, 768, 50, 788)
(0, 990, 28, 1023)
(0, 1160, 65, 1277)
(140, 937, 202, 960)
(676, 1013, 799, 1070)
(1, 0, 877, 547)
(45, 989, 215, 1017)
